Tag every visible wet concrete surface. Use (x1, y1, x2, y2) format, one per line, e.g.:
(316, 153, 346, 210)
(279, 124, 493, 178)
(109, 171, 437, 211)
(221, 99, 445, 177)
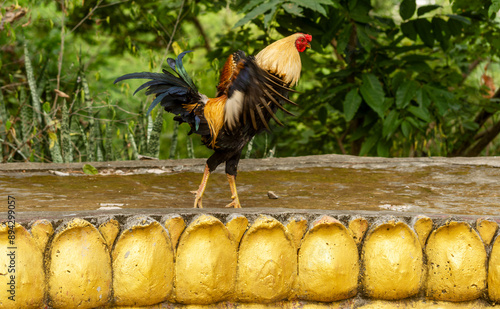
(1, 154, 499, 216)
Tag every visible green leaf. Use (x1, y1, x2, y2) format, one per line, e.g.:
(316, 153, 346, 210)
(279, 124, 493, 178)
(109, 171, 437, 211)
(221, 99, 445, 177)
(432, 17, 450, 49)
(344, 88, 362, 121)
(382, 109, 400, 139)
(489, 0, 500, 18)
(83, 163, 99, 175)
(424, 86, 453, 116)
(462, 120, 479, 131)
(408, 105, 431, 122)
(416, 88, 431, 108)
(401, 20, 417, 41)
(359, 134, 379, 156)
(348, 0, 358, 11)
(451, 0, 482, 13)
(417, 5, 441, 16)
(263, 6, 277, 28)
(5, 119, 12, 132)
(447, 14, 471, 25)
(349, 1, 372, 23)
(382, 97, 394, 114)
(491, 34, 500, 51)
(297, 0, 337, 5)
(360, 73, 386, 118)
(391, 72, 406, 91)
(234, 0, 280, 28)
(406, 117, 423, 131)
(400, 0, 416, 20)
(377, 139, 391, 157)
(42, 102, 51, 113)
(242, 0, 267, 11)
(48, 132, 58, 149)
(336, 23, 352, 53)
(401, 120, 412, 137)
(415, 18, 434, 47)
(395, 80, 419, 108)
(424, 85, 454, 102)
(282, 3, 303, 16)
(321, 0, 340, 8)
(211, 58, 220, 72)
(356, 25, 373, 51)
(324, 84, 351, 100)
(289, 0, 332, 16)
(128, 120, 135, 134)
(447, 18, 463, 36)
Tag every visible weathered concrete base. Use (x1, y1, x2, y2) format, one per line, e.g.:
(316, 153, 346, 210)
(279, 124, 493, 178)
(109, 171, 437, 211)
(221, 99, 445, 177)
(2, 209, 500, 308)
(105, 299, 500, 308)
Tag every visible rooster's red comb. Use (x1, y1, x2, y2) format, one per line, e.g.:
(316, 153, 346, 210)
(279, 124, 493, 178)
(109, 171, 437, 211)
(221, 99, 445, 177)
(304, 34, 312, 42)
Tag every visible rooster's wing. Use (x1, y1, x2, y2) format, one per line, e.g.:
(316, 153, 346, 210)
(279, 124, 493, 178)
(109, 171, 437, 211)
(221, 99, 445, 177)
(217, 51, 298, 132)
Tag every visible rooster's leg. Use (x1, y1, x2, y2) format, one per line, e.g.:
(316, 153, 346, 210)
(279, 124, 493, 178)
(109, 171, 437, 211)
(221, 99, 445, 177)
(225, 174, 242, 208)
(193, 164, 210, 208)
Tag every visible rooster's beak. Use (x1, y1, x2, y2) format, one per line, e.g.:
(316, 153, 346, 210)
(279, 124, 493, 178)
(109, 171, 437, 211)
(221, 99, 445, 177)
(306, 43, 311, 49)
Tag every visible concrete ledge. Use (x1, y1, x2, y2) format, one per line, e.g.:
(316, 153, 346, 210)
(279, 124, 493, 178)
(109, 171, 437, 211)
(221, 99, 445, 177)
(4, 154, 500, 213)
(2, 209, 500, 308)
(1, 154, 500, 175)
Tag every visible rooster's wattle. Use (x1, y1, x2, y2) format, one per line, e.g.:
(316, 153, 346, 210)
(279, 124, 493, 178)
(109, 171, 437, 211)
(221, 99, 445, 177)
(115, 33, 312, 208)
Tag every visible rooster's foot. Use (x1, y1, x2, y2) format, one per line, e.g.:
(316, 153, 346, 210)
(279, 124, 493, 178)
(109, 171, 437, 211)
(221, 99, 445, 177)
(194, 196, 203, 208)
(191, 190, 203, 208)
(225, 196, 241, 208)
(192, 165, 210, 208)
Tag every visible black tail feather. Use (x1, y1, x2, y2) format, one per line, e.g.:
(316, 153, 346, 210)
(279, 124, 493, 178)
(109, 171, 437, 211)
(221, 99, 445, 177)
(114, 72, 185, 87)
(114, 51, 201, 117)
(133, 80, 169, 95)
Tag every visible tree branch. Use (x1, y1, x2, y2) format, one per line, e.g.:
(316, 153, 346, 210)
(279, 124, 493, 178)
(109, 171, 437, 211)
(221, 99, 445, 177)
(451, 88, 500, 156)
(70, 0, 105, 33)
(464, 118, 500, 156)
(53, 0, 66, 108)
(158, 0, 186, 71)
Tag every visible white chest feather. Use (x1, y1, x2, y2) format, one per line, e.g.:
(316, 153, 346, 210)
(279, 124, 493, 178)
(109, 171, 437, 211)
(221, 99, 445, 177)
(224, 90, 244, 130)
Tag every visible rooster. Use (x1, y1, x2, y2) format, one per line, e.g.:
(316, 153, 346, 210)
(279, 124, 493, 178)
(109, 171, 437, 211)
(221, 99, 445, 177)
(115, 33, 312, 208)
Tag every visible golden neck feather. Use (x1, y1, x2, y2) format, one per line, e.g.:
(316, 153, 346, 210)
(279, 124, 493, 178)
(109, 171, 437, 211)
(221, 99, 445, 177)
(255, 33, 303, 86)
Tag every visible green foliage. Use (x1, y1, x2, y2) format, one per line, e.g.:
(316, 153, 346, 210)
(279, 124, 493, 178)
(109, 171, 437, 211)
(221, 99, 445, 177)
(400, 0, 416, 20)
(236, 0, 500, 157)
(61, 102, 72, 163)
(235, 0, 339, 28)
(360, 73, 387, 118)
(147, 109, 164, 158)
(343, 89, 362, 122)
(0, 0, 214, 162)
(82, 163, 98, 175)
(1, 0, 499, 163)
